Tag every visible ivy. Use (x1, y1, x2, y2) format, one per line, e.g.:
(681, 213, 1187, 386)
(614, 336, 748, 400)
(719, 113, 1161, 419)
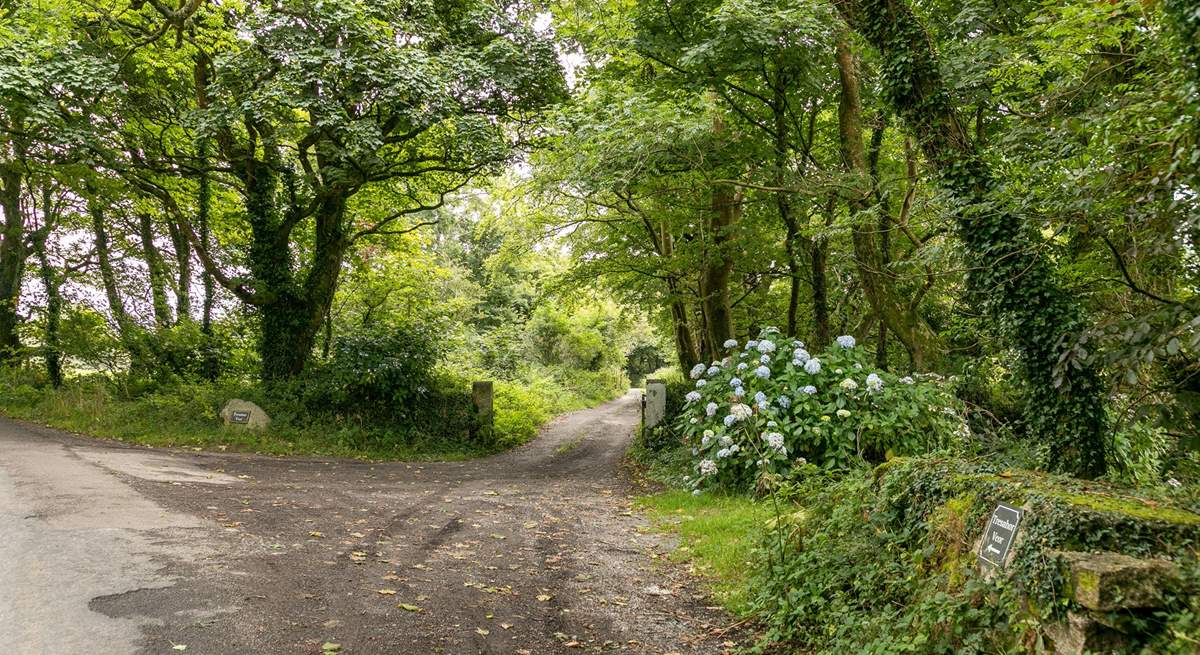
(835, 0, 1110, 478)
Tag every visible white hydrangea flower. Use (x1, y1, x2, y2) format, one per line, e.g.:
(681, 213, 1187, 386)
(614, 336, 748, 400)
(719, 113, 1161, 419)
(723, 339, 738, 349)
(804, 359, 822, 375)
(730, 403, 753, 421)
(866, 373, 883, 393)
(840, 378, 858, 391)
(692, 489, 703, 496)
(900, 376, 915, 384)
(762, 432, 786, 454)
(793, 348, 810, 363)
(836, 335, 856, 348)
(777, 395, 791, 409)
(703, 429, 715, 438)
(695, 379, 707, 388)
(729, 443, 740, 453)
(685, 391, 702, 403)
(732, 386, 745, 399)
(802, 385, 818, 395)
(700, 459, 718, 476)
(1168, 478, 1182, 488)
(757, 340, 776, 354)
(705, 402, 719, 417)
(755, 365, 771, 379)
(766, 420, 778, 427)
(719, 435, 733, 447)
(689, 418, 698, 424)
(837, 409, 852, 418)
(690, 363, 707, 379)
(701, 434, 711, 446)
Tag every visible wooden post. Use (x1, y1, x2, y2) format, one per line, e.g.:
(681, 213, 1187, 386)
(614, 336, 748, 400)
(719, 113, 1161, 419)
(472, 381, 494, 441)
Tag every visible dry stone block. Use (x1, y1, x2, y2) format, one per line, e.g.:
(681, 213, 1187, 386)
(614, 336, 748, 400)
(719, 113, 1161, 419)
(1055, 551, 1179, 612)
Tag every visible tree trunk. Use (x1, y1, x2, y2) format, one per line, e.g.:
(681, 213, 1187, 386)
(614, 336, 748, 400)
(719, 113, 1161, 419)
(835, 34, 942, 370)
(90, 195, 145, 369)
(138, 212, 174, 328)
(33, 231, 62, 387)
(833, 0, 1108, 477)
(661, 227, 699, 370)
(0, 165, 24, 360)
(810, 201, 832, 347)
(167, 218, 192, 322)
(702, 183, 739, 355)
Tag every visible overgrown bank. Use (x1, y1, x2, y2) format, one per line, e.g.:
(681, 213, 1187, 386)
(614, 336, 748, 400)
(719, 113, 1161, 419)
(630, 332, 1200, 653)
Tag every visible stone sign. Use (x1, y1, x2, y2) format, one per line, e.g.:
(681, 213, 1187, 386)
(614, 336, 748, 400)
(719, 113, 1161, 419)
(978, 503, 1022, 568)
(220, 399, 271, 431)
(643, 379, 666, 429)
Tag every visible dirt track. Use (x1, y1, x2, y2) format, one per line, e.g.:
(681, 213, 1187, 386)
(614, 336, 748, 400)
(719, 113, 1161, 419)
(0, 391, 740, 654)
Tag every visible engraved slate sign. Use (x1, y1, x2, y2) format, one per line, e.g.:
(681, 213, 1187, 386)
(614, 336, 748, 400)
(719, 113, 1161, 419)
(978, 503, 1023, 568)
(230, 410, 251, 424)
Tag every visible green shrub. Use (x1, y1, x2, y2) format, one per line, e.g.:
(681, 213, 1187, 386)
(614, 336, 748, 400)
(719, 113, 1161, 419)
(493, 380, 553, 447)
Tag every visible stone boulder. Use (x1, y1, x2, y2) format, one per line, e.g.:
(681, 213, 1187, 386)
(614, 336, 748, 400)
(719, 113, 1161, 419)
(220, 399, 271, 431)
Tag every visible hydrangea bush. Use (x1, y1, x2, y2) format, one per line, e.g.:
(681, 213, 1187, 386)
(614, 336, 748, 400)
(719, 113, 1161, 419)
(676, 328, 965, 491)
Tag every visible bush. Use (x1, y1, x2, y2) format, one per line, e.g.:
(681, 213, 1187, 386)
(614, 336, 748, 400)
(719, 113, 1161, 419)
(301, 325, 442, 417)
(493, 380, 553, 447)
(675, 328, 963, 491)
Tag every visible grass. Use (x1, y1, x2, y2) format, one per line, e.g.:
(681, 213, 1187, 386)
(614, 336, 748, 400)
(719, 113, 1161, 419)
(0, 383, 489, 461)
(635, 489, 769, 615)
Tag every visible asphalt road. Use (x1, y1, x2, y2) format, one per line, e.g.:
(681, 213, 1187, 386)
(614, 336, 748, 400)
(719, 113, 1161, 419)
(0, 391, 739, 655)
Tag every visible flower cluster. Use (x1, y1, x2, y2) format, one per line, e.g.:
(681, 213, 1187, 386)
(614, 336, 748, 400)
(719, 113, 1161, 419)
(675, 328, 963, 492)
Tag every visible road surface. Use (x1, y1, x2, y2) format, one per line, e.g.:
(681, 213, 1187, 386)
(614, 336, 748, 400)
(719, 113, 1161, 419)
(0, 391, 739, 654)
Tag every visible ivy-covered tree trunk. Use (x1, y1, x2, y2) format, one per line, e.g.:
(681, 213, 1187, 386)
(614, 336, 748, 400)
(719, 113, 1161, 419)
(835, 33, 942, 370)
(90, 195, 147, 369)
(0, 165, 24, 360)
(32, 231, 62, 387)
(702, 183, 739, 356)
(660, 226, 700, 371)
(166, 219, 192, 322)
(137, 212, 173, 328)
(833, 0, 1109, 477)
(810, 218, 831, 347)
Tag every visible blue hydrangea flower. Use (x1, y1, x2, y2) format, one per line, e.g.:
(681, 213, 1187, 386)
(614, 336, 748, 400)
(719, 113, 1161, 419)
(793, 348, 810, 363)
(737, 362, 748, 371)
(723, 415, 736, 427)
(723, 339, 738, 349)
(732, 386, 745, 399)
(802, 385, 818, 395)
(777, 395, 791, 408)
(836, 335, 856, 348)
(754, 391, 768, 404)
(757, 340, 776, 354)
(730, 377, 743, 387)
(690, 363, 707, 379)
(705, 402, 718, 416)
(755, 365, 771, 379)
(685, 391, 701, 403)
(695, 379, 707, 388)
(706, 366, 720, 377)
(866, 373, 883, 393)
(759, 354, 771, 365)
(804, 358, 821, 375)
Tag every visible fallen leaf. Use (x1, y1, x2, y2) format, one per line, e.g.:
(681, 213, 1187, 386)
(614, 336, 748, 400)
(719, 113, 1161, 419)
(377, 589, 397, 595)
(537, 594, 553, 602)
(172, 646, 187, 652)
(397, 603, 422, 612)
(475, 628, 490, 636)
